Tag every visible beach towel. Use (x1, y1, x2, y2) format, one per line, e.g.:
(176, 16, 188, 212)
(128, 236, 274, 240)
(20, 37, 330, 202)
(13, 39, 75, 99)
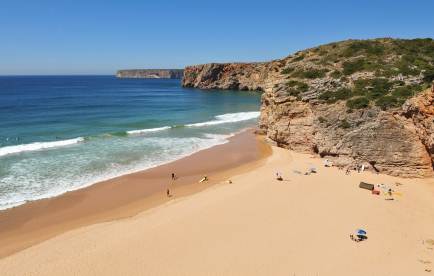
(359, 182, 374, 191)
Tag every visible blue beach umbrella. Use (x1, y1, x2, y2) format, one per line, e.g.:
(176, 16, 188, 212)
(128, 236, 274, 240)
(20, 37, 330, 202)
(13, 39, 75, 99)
(356, 229, 367, 236)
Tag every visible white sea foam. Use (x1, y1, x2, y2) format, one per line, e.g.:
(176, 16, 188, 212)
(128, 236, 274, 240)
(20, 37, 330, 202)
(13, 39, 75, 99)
(0, 134, 232, 210)
(126, 111, 260, 136)
(186, 111, 260, 127)
(0, 137, 84, 157)
(0, 111, 258, 210)
(127, 126, 171, 135)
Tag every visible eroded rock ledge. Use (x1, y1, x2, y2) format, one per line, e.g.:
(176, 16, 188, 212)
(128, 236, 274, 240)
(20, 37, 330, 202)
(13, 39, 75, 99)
(182, 38, 434, 177)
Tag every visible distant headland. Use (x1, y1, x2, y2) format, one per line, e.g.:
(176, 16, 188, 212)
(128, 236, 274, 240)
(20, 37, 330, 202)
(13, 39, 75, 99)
(116, 69, 184, 79)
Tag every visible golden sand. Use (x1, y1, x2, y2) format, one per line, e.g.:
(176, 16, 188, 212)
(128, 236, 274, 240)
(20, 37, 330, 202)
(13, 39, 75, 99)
(0, 134, 433, 275)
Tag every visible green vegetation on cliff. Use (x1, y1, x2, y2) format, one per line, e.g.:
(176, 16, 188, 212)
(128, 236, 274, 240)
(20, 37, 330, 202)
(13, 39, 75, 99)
(280, 38, 434, 110)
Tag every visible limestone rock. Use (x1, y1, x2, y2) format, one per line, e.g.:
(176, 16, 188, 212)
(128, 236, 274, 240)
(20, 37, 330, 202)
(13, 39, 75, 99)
(182, 38, 434, 177)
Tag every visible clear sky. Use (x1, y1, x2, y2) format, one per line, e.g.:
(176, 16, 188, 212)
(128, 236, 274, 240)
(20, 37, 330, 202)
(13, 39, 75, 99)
(1, 0, 434, 75)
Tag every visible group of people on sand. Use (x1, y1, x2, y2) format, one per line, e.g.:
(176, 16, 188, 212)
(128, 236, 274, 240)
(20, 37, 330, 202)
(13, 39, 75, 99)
(345, 163, 366, 175)
(166, 173, 210, 197)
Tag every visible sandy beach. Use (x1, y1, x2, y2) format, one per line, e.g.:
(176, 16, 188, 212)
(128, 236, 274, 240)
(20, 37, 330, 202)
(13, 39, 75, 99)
(0, 129, 269, 258)
(1, 133, 434, 275)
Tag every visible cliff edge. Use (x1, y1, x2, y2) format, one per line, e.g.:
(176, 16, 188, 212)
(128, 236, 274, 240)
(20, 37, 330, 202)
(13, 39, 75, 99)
(182, 38, 434, 177)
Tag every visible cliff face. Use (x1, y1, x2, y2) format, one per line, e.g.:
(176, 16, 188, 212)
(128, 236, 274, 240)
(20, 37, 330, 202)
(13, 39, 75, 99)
(260, 85, 434, 178)
(183, 63, 279, 91)
(116, 69, 184, 79)
(182, 38, 434, 177)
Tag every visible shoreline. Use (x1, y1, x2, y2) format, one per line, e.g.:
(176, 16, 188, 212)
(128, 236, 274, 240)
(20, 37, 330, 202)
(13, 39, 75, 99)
(0, 130, 237, 211)
(0, 129, 271, 259)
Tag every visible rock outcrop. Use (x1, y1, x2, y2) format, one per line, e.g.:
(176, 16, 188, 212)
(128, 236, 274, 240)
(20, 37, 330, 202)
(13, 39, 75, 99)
(182, 38, 434, 177)
(260, 86, 434, 177)
(116, 69, 184, 79)
(182, 63, 279, 91)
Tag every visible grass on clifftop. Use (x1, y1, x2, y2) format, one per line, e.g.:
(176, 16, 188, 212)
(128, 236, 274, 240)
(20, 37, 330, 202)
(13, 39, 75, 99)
(281, 38, 434, 110)
(319, 78, 425, 110)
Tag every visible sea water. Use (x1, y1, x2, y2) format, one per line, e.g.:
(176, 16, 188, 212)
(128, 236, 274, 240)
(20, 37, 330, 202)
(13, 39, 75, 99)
(0, 76, 261, 210)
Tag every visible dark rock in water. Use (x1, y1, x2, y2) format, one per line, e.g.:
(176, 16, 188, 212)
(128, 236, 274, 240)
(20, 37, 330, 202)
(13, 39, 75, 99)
(116, 69, 184, 79)
(182, 38, 434, 178)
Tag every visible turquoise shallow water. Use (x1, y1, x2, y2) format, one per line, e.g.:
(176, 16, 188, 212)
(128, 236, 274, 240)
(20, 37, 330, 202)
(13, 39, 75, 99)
(0, 76, 261, 210)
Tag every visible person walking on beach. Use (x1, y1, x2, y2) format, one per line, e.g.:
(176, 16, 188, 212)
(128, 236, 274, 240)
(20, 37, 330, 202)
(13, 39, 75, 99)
(166, 188, 171, 197)
(171, 173, 176, 180)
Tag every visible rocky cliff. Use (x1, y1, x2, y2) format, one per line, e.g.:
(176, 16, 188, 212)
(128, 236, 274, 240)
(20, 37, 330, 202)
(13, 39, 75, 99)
(116, 69, 184, 79)
(182, 38, 434, 177)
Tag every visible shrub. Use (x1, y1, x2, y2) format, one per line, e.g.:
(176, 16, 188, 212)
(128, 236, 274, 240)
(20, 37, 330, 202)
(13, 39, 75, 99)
(343, 59, 365, 75)
(423, 68, 434, 83)
(339, 119, 351, 129)
(396, 61, 419, 76)
(287, 89, 301, 97)
(368, 79, 393, 99)
(292, 68, 328, 79)
(343, 41, 385, 57)
(318, 88, 352, 103)
(318, 116, 327, 124)
(353, 78, 393, 99)
(366, 44, 385, 56)
(281, 67, 295, 74)
(330, 70, 342, 79)
(346, 97, 369, 109)
(392, 86, 413, 99)
(285, 80, 309, 98)
(318, 50, 328, 56)
(293, 54, 305, 62)
(375, 96, 400, 110)
(392, 39, 434, 57)
(375, 66, 398, 77)
(189, 72, 198, 79)
(298, 82, 309, 91)
(286, 80, 309, 91)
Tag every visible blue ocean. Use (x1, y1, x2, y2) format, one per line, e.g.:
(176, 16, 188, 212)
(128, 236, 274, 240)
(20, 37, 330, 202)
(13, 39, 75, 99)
(0, 76, 261, 210)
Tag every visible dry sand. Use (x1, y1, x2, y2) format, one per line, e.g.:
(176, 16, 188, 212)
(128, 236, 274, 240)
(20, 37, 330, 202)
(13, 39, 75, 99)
(0, 130, 269, 258)
(0, 141, 434, 275)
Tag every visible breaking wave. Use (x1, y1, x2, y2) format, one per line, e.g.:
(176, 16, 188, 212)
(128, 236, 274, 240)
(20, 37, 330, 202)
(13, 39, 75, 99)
(0, 137, 84, 157)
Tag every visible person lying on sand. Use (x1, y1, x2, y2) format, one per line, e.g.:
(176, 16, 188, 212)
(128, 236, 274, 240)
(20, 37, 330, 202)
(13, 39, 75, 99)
(305, 166, 317, 175)
(324, 159, 332, 167)
(199, 176, 208, 183)
(385, 188, 394, 200)
(350, 234, 366, 242)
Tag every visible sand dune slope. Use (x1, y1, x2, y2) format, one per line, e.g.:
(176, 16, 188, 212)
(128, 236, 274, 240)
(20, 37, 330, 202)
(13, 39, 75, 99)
(0, 147, 433, 275)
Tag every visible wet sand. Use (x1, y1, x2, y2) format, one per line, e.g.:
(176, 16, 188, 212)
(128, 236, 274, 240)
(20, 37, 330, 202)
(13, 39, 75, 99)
(0, 129, 271, 258)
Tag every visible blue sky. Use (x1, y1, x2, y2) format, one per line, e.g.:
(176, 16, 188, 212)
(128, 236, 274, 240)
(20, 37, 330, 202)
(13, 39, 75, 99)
(1, 0, 434, 75)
